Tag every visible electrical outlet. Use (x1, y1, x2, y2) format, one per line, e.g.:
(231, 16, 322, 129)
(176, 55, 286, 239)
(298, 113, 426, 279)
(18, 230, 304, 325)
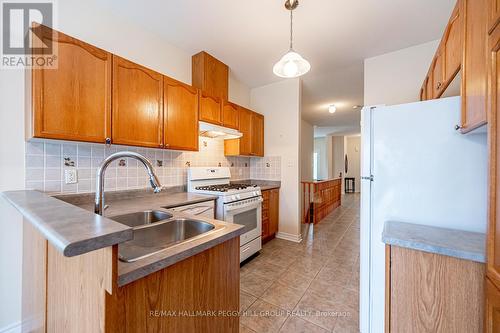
(64, 169, 78, 184)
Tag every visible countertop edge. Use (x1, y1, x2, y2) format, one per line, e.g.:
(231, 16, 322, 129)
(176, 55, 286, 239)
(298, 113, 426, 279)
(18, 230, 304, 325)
(117, 225, 245, 286)
(1, 191, 133, 257)
(382, 221, 486, 264)
(161, 196, 217, 209)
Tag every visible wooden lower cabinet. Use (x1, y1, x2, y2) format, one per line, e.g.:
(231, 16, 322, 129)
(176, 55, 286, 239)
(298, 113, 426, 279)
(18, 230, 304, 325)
(386, 245, 484, 333)
(486, 277, 500, 333)
(106, 237, 240, 332)
(261, 188, 279, 242)
(23, 222, 240, 333)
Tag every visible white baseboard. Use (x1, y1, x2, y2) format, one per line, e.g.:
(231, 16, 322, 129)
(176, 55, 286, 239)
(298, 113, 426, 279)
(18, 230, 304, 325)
(276, 231, 302, 243)
(0, 321, 21, 333)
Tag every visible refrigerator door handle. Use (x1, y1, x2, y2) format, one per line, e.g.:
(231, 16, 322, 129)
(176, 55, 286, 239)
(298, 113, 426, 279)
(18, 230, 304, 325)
(361, 175, 374, 181)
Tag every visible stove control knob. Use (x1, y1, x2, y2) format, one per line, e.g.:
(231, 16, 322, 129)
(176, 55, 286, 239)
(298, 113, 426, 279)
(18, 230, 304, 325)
(236, 194, 241, 200)
(231, 195, 237, 201)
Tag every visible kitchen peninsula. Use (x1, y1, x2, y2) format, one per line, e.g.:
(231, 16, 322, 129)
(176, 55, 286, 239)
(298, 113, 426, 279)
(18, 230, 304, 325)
(2, 189, 244, 332)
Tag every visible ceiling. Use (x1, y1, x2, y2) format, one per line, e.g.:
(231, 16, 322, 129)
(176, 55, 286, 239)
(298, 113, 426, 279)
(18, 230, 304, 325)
(95, 0, 455, 134)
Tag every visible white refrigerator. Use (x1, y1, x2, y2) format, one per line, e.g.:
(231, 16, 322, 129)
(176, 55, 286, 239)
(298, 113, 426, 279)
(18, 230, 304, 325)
(359, 96, 488, 333)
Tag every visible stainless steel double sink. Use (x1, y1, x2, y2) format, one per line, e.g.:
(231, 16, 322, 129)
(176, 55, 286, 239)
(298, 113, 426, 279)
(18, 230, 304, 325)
(110, 210, 217, 262)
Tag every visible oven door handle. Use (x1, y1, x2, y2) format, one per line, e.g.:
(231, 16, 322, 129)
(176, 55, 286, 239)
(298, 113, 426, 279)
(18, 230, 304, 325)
(224, 199, 262, 213)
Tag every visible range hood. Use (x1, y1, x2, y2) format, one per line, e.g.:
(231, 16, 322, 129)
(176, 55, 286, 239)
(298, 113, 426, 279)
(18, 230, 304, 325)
(199, 121, 243, 139)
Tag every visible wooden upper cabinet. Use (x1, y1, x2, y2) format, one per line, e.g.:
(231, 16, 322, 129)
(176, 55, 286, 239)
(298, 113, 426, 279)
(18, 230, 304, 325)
(224, 107, 264, 157)
(222, 101, 239, 130)
(432, 51, 445, 98)
(487, 23, 500, 290)
(163, 77, 199, 151)
(461, 0, 488, 133)
(192, 51, 229, 100)
(199, 92, 222, 125)
(32, 25, 111, 143)
(112, 56, 164, 148)
(426, 72, 434, 100)
(489, 0, 500, 33)
(444, 1, 463, 81)
(251, 112, 264, 157)
(238, 107, 253, 156)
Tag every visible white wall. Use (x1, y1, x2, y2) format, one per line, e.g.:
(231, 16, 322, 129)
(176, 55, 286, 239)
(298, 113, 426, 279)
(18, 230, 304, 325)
(251, 79, 302, 242)
(300, 120, 314, 181)
(345, 136, 361, 193)
(0, 52, 25, 333)
(331, 136, 345, 181)
(0, 1, 252, 330)
(364, 40, 439, 106)
(314, 137, 328, 180)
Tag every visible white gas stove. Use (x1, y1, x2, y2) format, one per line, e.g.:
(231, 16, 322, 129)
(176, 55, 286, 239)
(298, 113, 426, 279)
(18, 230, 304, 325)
(187, 167, 262, 262)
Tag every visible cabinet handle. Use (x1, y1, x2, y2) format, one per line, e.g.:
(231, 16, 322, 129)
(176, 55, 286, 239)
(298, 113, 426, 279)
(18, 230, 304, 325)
(455, 125, 463, 131)
(436, 82, 442, 90)
(105, 137, 111, 145)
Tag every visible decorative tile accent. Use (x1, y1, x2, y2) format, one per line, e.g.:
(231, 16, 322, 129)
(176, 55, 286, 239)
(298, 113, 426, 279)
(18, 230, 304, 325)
(25, 137, 257, 194)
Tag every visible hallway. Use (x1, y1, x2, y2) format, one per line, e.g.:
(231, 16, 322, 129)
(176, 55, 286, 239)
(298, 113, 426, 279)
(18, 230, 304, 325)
(240, 194, 360, 332)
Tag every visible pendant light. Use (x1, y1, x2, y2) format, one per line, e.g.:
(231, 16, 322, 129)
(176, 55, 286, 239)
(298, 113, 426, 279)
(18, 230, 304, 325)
(273, 0, 311, 78)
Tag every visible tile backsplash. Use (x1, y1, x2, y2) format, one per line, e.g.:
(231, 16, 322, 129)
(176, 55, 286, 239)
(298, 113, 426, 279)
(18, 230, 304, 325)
(250, 156, 281, 181)
(25, 137, 280, 194)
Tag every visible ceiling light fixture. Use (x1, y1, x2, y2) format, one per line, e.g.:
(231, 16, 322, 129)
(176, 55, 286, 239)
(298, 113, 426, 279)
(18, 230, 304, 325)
(329, 105, 337, 113)
(273, 0, 311, 78)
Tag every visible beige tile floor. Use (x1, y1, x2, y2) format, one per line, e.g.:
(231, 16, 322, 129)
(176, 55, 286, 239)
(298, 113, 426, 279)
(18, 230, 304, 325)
(239, 193, 360, 333)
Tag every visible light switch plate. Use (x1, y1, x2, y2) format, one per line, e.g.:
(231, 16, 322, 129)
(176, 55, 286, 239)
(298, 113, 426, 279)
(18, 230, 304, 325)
(64, 169, 78, 184)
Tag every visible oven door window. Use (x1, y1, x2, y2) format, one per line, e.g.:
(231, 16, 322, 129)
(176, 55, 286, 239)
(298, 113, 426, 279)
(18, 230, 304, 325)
(232, 208, 257, 234)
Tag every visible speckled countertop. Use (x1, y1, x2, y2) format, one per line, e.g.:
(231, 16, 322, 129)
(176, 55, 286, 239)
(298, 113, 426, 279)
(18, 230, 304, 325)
(382, 221, 486, 263)
(63, 190, 244, 286)
(2, 189, 244, 286)
(1, 190, 132, 256)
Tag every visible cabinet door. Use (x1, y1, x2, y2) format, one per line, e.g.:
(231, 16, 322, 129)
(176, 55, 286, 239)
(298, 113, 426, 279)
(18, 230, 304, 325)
(199, 92, 222, 125)
(426, 73, 434, 100)
(112, 56, 163, 148)
(488, 23, 500, 288)
(432, 51, 445, 98)
(251, 113, 264, 157)
(269, 189, 279, 236)
(222, 101, 239, 130)
(486, 278, 500, 333)
(32, 25, 111, 143)
(461, 0, 488, 133)
(444, 2, 462, 81)
(192, 51, 229, 100)
(238, 107, 253, 156)
(489, 0, 500, 33)
(164, 77, 199, 151)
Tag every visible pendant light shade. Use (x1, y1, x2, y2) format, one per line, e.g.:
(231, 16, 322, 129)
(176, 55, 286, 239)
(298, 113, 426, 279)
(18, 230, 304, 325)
(273, 50, 311, 78)
(273, 0, 310, 78)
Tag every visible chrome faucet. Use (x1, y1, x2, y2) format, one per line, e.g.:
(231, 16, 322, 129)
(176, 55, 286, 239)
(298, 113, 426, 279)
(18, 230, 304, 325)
(94, 151, 162, 215)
